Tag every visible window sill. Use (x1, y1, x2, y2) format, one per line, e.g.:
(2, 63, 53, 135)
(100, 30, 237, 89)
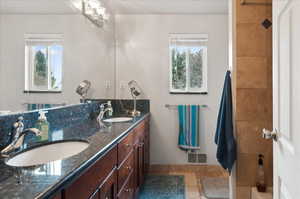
(23, 90, 62, 94)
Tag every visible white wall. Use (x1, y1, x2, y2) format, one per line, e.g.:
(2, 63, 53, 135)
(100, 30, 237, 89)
(0, 14, 115, 112)
(115, 14, 228, 164)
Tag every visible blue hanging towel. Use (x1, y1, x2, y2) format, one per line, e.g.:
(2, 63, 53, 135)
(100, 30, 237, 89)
(215, 70, 236, 174)
(178, 105, 200, 150)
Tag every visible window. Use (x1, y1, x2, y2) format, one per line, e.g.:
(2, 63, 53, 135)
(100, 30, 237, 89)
(25, 34, 63, 92)
(169, 34, 208, 94)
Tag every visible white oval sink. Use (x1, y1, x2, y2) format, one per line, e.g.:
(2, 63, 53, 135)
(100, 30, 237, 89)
(6, 141, 89, 167)
(103, 117, 133, 123)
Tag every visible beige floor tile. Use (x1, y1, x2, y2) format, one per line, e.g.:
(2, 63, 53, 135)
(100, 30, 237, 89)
(186, 185, 201, 199)
(185, 173, 198, 187)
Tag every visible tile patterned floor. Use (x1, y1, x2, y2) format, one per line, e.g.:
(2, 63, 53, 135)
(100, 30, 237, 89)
(149, 165, 229, 199)
(139, 175, 185, 199)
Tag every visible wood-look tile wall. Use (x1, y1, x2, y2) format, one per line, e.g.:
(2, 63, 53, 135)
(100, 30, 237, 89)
(234, 0, 273, 198)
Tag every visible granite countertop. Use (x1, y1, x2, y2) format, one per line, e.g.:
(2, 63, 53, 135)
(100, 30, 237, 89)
(0, 113, 150, 199)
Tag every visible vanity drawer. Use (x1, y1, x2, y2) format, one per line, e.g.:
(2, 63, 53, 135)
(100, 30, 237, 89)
(64, 146, 117, 199)
(118, 131, 134, 165)
(118, 150, 134, 192)
(117, 172, 134, 199)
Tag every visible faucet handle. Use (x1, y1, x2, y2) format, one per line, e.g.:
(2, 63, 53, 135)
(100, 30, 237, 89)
(100, 104, 105, 111)
(107, 101, 113, 116)
(13, 117, 24, 128)
(17, 116, 24, 121)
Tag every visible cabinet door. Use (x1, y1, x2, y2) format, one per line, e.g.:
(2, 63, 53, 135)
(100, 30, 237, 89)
(64, 147, 117, 199)
(133, 143, 139, 194)
(117, 151, 134, 193)
(117, 173, 134, 199)
(118, 130, 134, 166)
(99, 168, 117, 199)
(138, 140, 145, 186)
(144, 132, 150, 175)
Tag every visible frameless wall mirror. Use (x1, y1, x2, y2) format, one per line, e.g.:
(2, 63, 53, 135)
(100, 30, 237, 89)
(0, 0, 115, 114)
(169, 34, 208, 94)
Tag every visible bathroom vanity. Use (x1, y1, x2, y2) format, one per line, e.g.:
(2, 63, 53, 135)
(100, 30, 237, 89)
(0, 101, 150, 199)
(61, 116, 150, 199)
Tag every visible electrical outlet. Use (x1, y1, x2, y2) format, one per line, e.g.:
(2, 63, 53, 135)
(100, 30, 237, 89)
(120, 81, 127, 90)
(105, 80, 111, 89)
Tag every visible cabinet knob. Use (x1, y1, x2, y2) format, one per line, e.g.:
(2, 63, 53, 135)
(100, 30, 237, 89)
(125, 144, 131, 147)
(126, 166, 132, 170)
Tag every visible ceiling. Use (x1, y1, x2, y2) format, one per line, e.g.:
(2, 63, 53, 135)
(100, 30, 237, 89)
(108, 0, 228, 15)
(0, 0, 228, 15)
(0, 0, 79, 14)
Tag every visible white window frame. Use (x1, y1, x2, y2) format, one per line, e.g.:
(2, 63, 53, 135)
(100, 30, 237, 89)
(169, 33, 208, 94)
(24, 34, 63, 93)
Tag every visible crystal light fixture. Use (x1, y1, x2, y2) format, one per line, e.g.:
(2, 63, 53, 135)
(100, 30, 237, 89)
(81, 0, 109, 28)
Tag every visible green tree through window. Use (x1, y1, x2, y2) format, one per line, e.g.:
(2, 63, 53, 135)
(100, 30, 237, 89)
(172, 48, 186, 89)
(34, 50, 48, 86)
(189, 49, 203, 88)
(169, 35, 207, 93)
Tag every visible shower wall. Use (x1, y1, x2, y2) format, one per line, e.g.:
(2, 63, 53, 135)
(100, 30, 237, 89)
(233, 0, 273, 198)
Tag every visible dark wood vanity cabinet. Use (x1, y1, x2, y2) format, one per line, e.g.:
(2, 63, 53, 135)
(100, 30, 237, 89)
(52, 193, 62, 199)
(133, 118, 150, 196)
(62, 117, 150, 199)
(99, 168, 118, 199)
(144, 121, 150, 174)
(78, 168, 118, 199)
(63, 147, 117, 199)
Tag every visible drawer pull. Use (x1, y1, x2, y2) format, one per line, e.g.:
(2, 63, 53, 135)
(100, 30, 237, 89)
(125, 144, 131, 147)
(125, 188, 130, 192)
(126, 166, 132, 170)
(138, 143, 144, 147)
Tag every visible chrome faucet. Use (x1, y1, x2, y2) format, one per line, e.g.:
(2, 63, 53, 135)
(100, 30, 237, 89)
(1, 117, 41, 157)
(97, 101, 113, 128)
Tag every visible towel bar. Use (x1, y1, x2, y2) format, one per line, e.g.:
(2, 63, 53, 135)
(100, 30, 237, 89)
(165, 104, 208, 108)
(23, 103, 66, 105)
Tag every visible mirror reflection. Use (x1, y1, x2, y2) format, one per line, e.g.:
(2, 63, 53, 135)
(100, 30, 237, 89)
(24, 34, 63, 93)
(0, 0, 115, 114)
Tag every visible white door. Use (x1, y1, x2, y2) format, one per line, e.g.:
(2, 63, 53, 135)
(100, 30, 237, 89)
(272, 0, 300, 198)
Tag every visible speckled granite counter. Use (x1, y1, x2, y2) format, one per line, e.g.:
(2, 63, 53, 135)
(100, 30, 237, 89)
(0, 113, 150, 199)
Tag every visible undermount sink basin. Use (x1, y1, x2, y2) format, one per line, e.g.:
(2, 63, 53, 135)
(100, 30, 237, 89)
(6, 140, 89, 167)
(103, 117, 133, 123)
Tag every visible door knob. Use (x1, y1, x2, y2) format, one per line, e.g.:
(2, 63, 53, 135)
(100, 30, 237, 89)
(262, 128, 278, 142)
